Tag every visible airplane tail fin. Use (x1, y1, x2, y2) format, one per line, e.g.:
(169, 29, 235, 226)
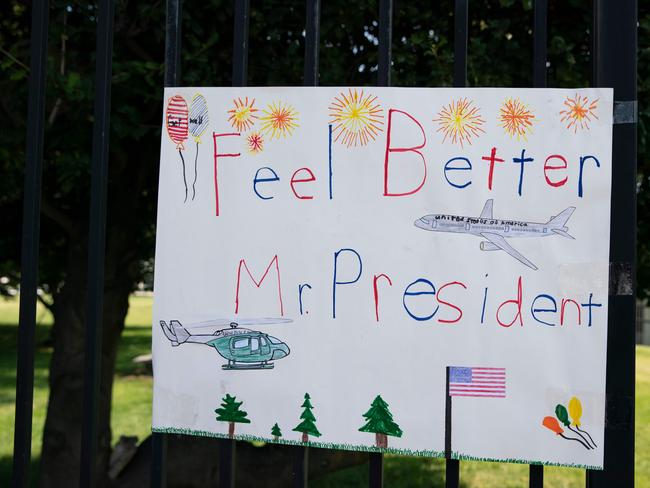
(159, 321, 179, 346)
(547, 207, 575, 228)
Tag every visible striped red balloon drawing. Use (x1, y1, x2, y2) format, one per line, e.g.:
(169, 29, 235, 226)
(166, 95, 190, 202)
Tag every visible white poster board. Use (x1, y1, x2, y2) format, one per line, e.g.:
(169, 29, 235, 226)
(152, 87, 612, 469)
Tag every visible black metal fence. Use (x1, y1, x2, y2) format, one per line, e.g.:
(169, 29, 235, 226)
(12, 0, 637, 487)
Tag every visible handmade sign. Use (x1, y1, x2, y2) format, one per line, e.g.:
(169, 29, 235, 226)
(152, 87, 613, 469)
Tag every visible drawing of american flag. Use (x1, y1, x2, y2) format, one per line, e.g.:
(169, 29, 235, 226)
(448, 367, 506, 398)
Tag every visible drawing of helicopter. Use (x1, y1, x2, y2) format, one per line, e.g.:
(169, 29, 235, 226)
(159, 318, 291, 370)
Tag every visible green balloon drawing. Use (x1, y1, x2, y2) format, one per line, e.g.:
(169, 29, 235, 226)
(555, 404, 571, 427)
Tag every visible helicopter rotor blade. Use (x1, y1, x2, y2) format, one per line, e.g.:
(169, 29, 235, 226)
(188, 317, 293, 329)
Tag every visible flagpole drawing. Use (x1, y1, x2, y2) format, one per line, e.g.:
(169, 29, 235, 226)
(445, 366, 507, 460)
(445, 366, 453, 459)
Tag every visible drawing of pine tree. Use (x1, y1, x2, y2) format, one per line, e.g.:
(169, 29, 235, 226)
(215, 393, 250, 438)
(292, 393, 321, 443)
(271, 423, 282, 441)
(358, 395, 403, 448)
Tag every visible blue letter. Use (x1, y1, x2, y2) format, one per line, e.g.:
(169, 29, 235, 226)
(531, 294, 557, 326)
(332, 248, 363, 318)
(253, 166, 280, 200)
(581, 293, 602, 327)
(578, 156, 600, 198)
(512, 149, 534, 196)
(403, 278, 438, 321)
(298, 283, 312, 315)
(444, 157, 472, 189)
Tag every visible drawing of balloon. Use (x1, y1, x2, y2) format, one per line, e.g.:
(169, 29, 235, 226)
(568, 396, 582, 425)
(166, 95, 190, 202)
(542, 416, 563, 435)
(556, 404, 592, 448)
(187, 94, 209, 201)
(568, 396, 597, 447)
(542, 416, 590, 449)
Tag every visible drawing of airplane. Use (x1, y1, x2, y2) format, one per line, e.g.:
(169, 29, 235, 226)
(160, 318, 291, 370)
(414, 199, 575, 270)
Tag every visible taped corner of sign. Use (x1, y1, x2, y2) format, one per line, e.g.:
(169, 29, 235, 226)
(556, 263, 609, 295)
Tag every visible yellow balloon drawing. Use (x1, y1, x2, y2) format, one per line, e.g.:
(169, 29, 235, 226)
(568, 396, 583, 426)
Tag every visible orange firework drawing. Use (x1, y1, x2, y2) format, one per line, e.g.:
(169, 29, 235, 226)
(328, 89, 384, 147)
(227, 97, 258, 132)
(260, 101, 299, 139)
(247, 131, 264, 153)
(560, 94, 598, 132)
(499, 97, 536, 140)
(433, 98, 485, 147)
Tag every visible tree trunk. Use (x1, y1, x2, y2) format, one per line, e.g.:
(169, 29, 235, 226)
(375, 433, 388, 448)
(39, 230, 134, 487)
(228, 422, 235, 438)
(273, 435, 279, 442)
(302, 432, 308, 443)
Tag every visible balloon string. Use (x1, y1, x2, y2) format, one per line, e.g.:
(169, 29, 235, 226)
(567, 425, 593, 449)
(559, 433, 591, 450)
(192, 141, 199, 201)
(576, 426, 597, 448)
(179, 149, 188, 203)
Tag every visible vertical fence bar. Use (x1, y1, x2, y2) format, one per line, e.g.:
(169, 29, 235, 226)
(377, 0, 392, 86)
(529, 464, 543, 488)
(369, 1, 393, 484)
(369, 453, 383, 487)
(11, 1, 49, 487)
(453, 0, 468, 87)
(79, 0, 116, 486)
(293, 446, 309, 488)
(215, 2, 251, 486)
(587, 0, 637, 485)
(446, 2, 467, 486)
(232, 0, 250, 87)
(445, 367, 459, 488)
(218, 438, 236, 488)
(303, 0, 320, 86)
(529, 3, 547, 484)
(151, 1, 183, 486)
(448, 2, 467, 486)
(532, 0, 547, 88)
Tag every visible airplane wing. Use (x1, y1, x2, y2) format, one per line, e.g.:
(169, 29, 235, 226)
(480, 199, 494, 219)
(480, 232, 538, 270)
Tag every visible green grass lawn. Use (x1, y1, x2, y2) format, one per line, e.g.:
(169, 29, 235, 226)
(0, 295, 647, 486)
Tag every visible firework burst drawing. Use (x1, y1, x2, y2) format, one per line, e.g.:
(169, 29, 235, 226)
(260, 101, 299, 139)
(499, 97, 536, 141)
(560, 94, 599, 132)
(246, 131, 264, 154)
(433, 98, 485, 147)
(227, 97, 259, 132)
(328, 89, 384, 147)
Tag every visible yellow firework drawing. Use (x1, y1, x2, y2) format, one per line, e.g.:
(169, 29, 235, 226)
(560, 94, 598, 132)
(433, 98, 485, 147)
(260, 101, 299, 139)
(227, 97, 258, 132)
(246, 131, 264, 154)
(328, 89, 384, 147)
(499, 97, 536, 141)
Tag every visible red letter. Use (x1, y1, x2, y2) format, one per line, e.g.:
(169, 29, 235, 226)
(290, 167, 316, 200)
(235, 255, 284, 315)
(436, 281, 468, 324)
(213, 132, 241, 216)
(544, 154, 568, 188)
(383, 109, 427, 196)
(481, 147, 504, 190)
(560, 298, 582, 325)
(496, 276, 523, 327)
(373, 273, 393, 322)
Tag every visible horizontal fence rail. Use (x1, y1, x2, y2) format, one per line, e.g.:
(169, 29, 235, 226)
(13, 0, 636, 487)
